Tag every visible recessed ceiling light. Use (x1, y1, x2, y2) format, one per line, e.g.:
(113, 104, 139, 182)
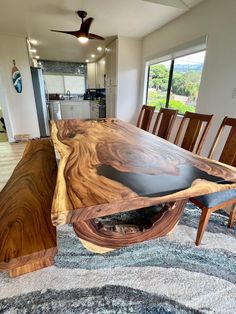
(85, 59, 89, 63)
(30, 49, 37, 53)
(30, 39, 38, 45)
(91, 54, 95, 58)
(97, 46, 103, 52)
(35, 56, 40, 59)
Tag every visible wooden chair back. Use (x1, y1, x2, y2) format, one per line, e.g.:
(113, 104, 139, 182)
(152, 108, 178, 140)
(174, 111, 213, 154)
(208, 116, 236, 166)
(136, 105, 155, 132)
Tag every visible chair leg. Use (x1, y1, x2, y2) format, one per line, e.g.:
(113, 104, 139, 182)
(196, 209, 212, 246)
(228, 205, 236, 228)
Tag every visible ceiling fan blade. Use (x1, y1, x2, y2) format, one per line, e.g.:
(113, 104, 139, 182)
(51, 11, 104, 41)
(80, 17, 94, 34)
(51, 29, 80, 38)
(88, 33, 105, 40)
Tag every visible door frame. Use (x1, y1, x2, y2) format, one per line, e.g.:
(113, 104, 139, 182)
(0, 72, 14, 142)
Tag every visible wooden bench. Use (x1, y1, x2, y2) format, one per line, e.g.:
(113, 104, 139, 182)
(0, 139, 58, 277)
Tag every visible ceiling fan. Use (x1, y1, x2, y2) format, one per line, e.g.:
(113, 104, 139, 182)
(51, 10, 104, 44)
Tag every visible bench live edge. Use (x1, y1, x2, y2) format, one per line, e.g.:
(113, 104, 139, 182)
(0, 139, 57, 277)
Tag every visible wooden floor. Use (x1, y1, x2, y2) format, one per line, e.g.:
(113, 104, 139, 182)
(0, 142, 26, 191)
(0, 133, 8, 142)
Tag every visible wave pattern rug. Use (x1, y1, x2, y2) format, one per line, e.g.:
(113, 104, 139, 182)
(0, 204, 236, 313)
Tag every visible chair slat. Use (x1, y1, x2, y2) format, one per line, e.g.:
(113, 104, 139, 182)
(152, 108, 178, 140)
(174, 111, 213, 154)
(219, 126, 236, 166)
(137, 105, 155, 132)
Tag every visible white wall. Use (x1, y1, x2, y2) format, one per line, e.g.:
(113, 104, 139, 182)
(117, 37, 142, 124)
(0, 34, 40, 141)
(141, 0, 236, 155)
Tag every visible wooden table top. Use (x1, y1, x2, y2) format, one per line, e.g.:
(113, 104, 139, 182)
(51, 118, 236, 225)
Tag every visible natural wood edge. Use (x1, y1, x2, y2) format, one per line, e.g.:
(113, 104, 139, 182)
(166, 220, 179, 235)
(53, 179, 236, 225)
(50, 121, 73, 216)
(0, 247, 58, 272)
(73, 200, 187, 250)
(9, 257, 55, 278)
(79, 238, 114, 254)
(0, 139, 58, 276)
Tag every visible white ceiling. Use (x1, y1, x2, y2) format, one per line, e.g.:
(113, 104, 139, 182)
(0, 0, 204, 63)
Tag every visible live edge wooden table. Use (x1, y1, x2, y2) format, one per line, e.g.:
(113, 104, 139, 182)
(50, 118, 236, 253)
(1, 118, 236, 277)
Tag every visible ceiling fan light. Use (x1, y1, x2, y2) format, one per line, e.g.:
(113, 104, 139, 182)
(78, 36, 89, 44)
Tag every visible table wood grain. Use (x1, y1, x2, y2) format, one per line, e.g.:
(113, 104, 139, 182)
(51, 119, 236, 226)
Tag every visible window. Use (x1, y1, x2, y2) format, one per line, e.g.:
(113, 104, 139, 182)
(146, 51, 206, 114)
(44, 74, 86, 95)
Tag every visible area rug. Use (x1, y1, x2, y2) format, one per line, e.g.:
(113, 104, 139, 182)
(0, 204, 235, 313)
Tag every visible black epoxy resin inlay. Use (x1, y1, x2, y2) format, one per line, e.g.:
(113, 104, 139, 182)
(97, 164, 223, 197)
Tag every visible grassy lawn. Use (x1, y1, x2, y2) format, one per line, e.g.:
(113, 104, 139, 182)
(147, 89, 195, 114)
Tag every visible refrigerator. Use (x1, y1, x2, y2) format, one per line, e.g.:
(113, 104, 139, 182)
(31, 67, 50, 137)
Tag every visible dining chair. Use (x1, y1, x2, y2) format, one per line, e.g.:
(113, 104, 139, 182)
(189, 116, 236, 245)
(174, 111, 214, 155)
(136, 105, 155, 132)
(152, 108, 178, 140)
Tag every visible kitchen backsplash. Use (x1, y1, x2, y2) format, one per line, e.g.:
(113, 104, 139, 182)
(39, 60, 87, 75)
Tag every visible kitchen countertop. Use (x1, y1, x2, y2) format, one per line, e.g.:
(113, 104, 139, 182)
(60, 98, 87, 102)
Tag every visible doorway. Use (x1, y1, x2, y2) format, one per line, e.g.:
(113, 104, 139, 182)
(0, 104, 8, 142)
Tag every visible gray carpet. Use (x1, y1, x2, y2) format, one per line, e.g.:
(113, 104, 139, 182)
(0, 204, 235, 313)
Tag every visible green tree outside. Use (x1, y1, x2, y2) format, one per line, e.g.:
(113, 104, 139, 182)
(147, 63, 202, 113)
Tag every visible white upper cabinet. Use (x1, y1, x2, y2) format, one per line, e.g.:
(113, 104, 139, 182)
(87, 63, 96, 89)
(106, 39, 118, 87)
(105, 39, 118, 118)
(96, 58, 106, 88)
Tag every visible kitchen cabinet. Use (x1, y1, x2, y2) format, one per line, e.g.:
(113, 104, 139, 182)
(60, 101, 90, 119)
(105, 39, 118, 118)
(96, 58, 106, 88)
(90, 101, 99, 119)
(87, 59, 106, 89)
(106, 86, 116, 118)
(87, 63, 96, 88)
(106, 40, 117, 87)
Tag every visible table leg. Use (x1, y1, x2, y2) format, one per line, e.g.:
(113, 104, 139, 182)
(73, 200, 187, 253)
